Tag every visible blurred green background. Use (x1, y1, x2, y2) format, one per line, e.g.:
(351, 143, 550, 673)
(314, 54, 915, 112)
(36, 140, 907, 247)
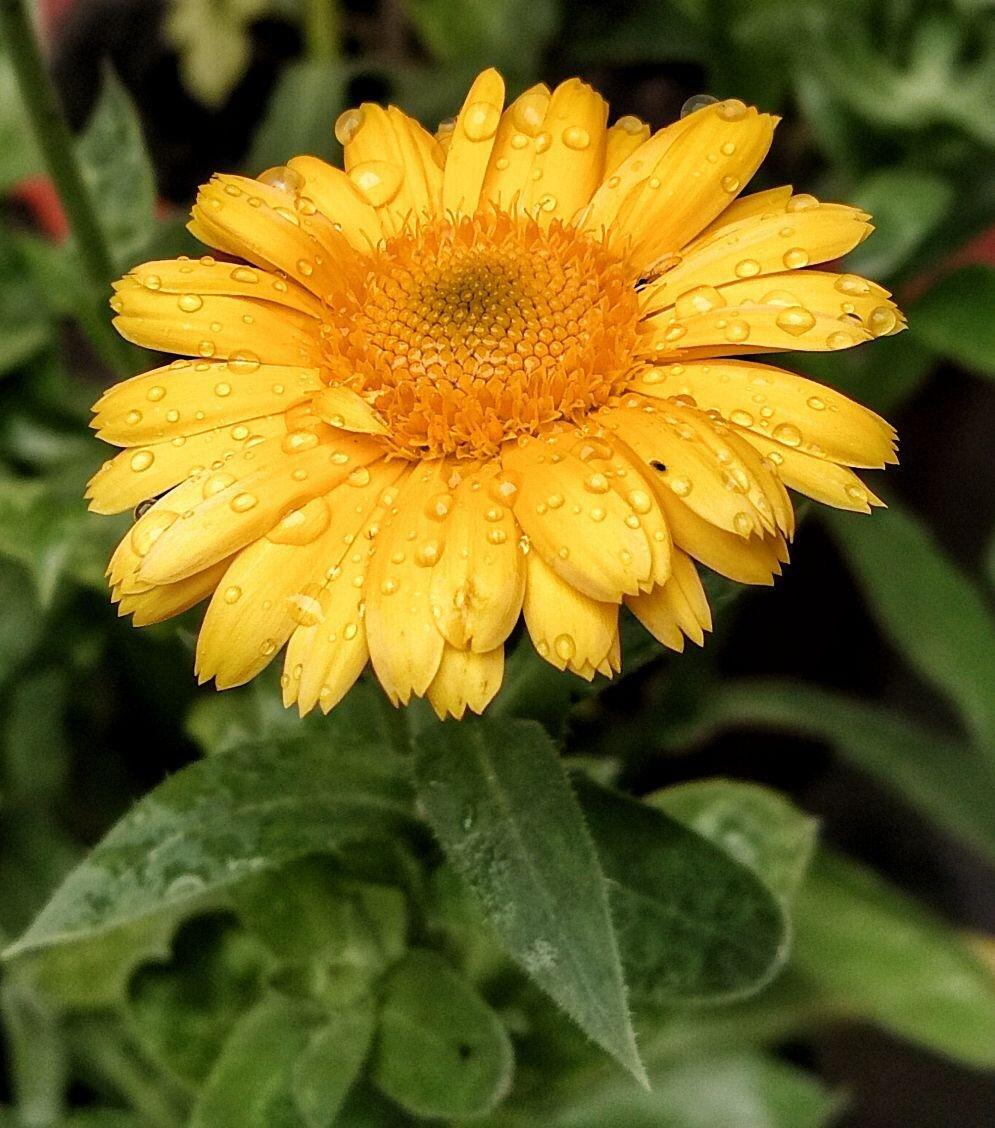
(0, 0, 993, 1125)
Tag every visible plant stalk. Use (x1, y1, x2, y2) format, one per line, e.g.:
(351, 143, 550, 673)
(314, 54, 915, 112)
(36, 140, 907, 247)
(0, 0, 132, 374)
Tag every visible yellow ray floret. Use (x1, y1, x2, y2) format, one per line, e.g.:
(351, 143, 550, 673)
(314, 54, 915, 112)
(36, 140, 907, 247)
(88, 69, 903, 717)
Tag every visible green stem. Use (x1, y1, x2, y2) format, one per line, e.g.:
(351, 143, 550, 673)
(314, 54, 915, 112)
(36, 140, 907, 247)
(304, 0, 339, 60)
(0, 0, 132, 374)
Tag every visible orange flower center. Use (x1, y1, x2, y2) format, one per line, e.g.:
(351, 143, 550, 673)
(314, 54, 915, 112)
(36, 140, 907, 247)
(320, 211, 641, 459)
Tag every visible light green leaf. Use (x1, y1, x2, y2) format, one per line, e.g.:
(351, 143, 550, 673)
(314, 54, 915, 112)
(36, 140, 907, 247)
(248, 60, 345, 172)
(4, 736, 417, 961)
(577, 778, 791, 1005)
(412, 718, 646, 1084)
(165, 0, 270, 109)
(846, 169, 954, 278)
(190, 993, 320, 1128)
(793, 851, 995, 1068)
(373, 950, 513, 1118)
(479, 1051, 838, 1128)
(76, 68, 156, 271)
(824, 502, 995, 750)
(909, 265, 995, 379)
(292, 1002, 376, 1128)
(128, 914, 270, 1087)
(683, 680, 995, 864)
(648, 779, 818, 907)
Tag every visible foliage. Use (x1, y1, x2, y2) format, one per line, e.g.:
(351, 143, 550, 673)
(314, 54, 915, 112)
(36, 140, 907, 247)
(0, 0, 993, 1124)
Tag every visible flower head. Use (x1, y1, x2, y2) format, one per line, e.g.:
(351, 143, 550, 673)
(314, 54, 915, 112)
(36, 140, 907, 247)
(89, 70, 901, 718)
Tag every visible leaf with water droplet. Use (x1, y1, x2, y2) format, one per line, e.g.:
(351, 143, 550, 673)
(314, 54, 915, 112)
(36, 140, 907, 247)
(4, 725, 419, 964)
(412, 718, 647, 1085)
(576, 777, 790, 1006)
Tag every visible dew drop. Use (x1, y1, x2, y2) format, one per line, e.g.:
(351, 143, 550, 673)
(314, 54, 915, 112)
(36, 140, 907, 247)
(258, 164, 304, 193)
(735, 258, 761, 278)
(716, 99, 747, 121)
(554, 633, 576, 662)
(730, 409, 754, 426)
(835, 274, 871, 297)
(230, 492, 258, 513)
(227, 350, 261, 373)
(463, 101, 500, 141)
(513, 91, 549, 135)
(130, 450, 154, 472)
(349, 161, 404, 207)
(782, 248, 810, 269)
(868, 306, 897, 337)
(130, 510, 178, 556)
(807, 396, 826, 411)
(231, 266, 259, 284)
(724, 318, 751, 343)
(721, 174, 741, 193)
(668, 476, 693, 497)
(416, 540, 441, 566)
(681, 93, 718, 117)
(786, 193, 819, 212)
(775, 306, 816, 336)
(147, 385, 166, 402)
(334, 107, 365, 146)
(562, 125, 591, 150)
(826, 330, 853, 350)
(142, 273, 162, 290)
(487, 528, 507, 545)
(772, 423, 802, 447)
(733, 511, 754, 536)
(675, 284, 726, 318)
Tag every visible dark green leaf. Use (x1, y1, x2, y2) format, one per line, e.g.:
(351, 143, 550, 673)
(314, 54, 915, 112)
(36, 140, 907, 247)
(683, 680, 995, 863)
(372, 950, 513, 1118)
(76, 68, 156, 271)
(824, 502, 995, 750)
(5, 736, 417, 961)
(793, 851, 995, 1068)
(0, 235, 50, 376)
(292, 1001, 376, 1128)
(648, 779, 818, 907)
(909, 265, 995, 379)
(576, 778, 789, 1005)
(190, 993, 321, 1128)
(412, 718, 646, 1083)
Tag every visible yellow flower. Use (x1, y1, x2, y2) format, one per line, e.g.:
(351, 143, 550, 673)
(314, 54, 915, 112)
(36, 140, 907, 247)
(88, 71, 901, 719)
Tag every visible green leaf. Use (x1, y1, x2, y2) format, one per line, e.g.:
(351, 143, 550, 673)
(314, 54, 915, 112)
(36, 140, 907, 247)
(128, 914, 270, 1087)
(373, 950, 513, 1118)
(403, 0, 559, 80)
(164, 0, 270, 109)
(412, 718, 646, 1084)
(793, 851, 995, 1068)
(683, 680, 995, 864)
(292, 1002, 376, 1128)
(576, 778, 790, 1006)
(190, 993, 321, 1128)
(5, 735, 417, 961)
(76, 68, 156, 271)
(909, 265, 995, 379)
(479, 1051, 838, 1128)
(247, 60, 345, 172)
(846, 169, 954, 278)
(824, 502, 995, 750)
(648, 779, 818, 907)
(0, 235, 50, 377)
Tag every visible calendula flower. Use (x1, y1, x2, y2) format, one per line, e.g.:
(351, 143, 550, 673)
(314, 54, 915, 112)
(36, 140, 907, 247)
(89, 71, 901, 719)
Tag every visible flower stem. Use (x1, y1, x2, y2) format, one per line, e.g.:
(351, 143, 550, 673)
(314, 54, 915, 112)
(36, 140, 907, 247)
(304, 0, 339, 61)
(0, 0, 132, 374)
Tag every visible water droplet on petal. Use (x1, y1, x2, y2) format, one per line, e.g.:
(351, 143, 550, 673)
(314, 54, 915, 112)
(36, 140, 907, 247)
(130, 450, 154, 472)
(782, 248, 810, 269)
(773, 423, 802, 447)
(868, 306, 897, 336)
(463, 101, 501, 141)
(735, 258, 760, 278)
(348, 161, 404, 207)
(554, 633, 576, 661)
(681, 93, 718, 117)
(716, 98, 747, 121)
(562, 125, 591, 150)
(334, 107, 365, 146)
(258, 165, 304, 193)
(775, 306, 816, 336)
(230, 492, 258, 513)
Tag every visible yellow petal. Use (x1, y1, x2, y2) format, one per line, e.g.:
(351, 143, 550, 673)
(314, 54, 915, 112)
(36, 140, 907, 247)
(286, 155, 384, 250)
(517, 78, 608, 224)
(92, 360, 322, 445)
(605, 116, 651, 175)
(625, 548, 711, 650)
(364, 462, 449, 704)
(693, 186, 794, 237)
(189, 175, 347, 292)
(429, 463, 525, 652)
(195, 496, 344, 688)
(584, 99, 777, 265)
(111, 276, 320, 367)
(115, 558, 230, 626)
(283, 461, 407, 714)
(340, 103, 443, 226)
(443, 68, 506, 216)
(638, 298, 873, 361)
(522, 550, 617, 674)
(640, 207, 873, 311)
(86, 416, 288, 515)
(600, 399, 778, 538)
(480, 84, 551, 211)
(427, 645, 505, 719)
(656, 487, 784, 584)
(629, 359, 897, 468)
(312, 385, 389, 435)
(736, 429, 884, 512)
(126, 257, 323, 317)
(138, 432, 382, 585)
(503, 433, 652, 601)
